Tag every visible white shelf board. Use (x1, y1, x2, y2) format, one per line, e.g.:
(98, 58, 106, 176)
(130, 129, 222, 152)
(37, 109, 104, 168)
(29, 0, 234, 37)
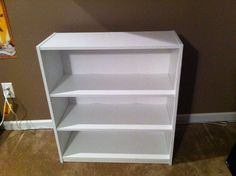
(39, 31, 181, 50)
(63, 131, 170, 163)
(57, 103, 172, 131)
(50, 74, 175, 96)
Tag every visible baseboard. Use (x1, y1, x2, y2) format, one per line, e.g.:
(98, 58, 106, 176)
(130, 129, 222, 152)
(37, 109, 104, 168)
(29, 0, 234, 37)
(1, 112, 236, 130)
(177, 112, 236, 123)
(2, 119, 53, 130)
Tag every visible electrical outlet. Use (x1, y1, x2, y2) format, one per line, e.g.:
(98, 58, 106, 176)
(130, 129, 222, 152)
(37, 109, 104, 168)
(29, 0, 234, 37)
(1, 82, 15, 98)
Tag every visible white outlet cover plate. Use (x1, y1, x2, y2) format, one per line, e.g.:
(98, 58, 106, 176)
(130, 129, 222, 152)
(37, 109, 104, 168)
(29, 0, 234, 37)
(1, 82, 15, 98)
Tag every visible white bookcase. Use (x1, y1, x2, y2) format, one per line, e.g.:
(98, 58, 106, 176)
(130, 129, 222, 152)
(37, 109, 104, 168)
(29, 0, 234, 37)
(36, 31, 183, 164)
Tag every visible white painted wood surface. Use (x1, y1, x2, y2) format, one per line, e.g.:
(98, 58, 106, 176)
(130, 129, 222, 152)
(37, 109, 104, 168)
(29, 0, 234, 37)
(36, 36, 64, 162)
(36, 31, 183, 164)
(63, 131, 170, 163)
(61, 49, 172, 74)
(50, 74, 175, 96)
(57, 103, 172, 130)
(41, 50, 64, 92)
(39, 31, 181, 50)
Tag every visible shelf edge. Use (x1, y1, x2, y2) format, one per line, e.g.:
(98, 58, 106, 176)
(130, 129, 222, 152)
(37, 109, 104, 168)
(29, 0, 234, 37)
(50, 90, 176, 97)
(57, 125, 173, 131)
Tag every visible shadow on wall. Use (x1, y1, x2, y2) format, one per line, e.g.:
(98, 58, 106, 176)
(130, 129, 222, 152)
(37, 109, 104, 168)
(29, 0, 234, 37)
(174, 35, 199, 164)
(73, 0, 185, 31)
(177, 35, 199, 115)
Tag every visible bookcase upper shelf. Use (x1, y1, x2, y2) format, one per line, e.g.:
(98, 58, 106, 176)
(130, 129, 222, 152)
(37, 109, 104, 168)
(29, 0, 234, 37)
(39, 31, 182, 50)
(50, 74, 175, 97)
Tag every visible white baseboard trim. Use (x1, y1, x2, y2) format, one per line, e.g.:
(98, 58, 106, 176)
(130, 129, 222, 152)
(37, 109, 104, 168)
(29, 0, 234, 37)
(177, 112, 236, 123)
(2, 119, 53, 130)
(1, 112, 236, 130)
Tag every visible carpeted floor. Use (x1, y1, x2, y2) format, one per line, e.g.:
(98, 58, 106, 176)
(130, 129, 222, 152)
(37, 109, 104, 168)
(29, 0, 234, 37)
(0, 123, 235, 176)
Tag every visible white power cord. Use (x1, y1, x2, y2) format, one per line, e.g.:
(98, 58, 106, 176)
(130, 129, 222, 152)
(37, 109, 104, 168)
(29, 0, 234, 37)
(0, 107, 4, 126)
(0, 88, 21, 129)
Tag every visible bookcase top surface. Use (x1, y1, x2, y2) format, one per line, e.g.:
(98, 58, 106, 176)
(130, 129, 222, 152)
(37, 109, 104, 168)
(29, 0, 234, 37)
(38, 31, 182, 50)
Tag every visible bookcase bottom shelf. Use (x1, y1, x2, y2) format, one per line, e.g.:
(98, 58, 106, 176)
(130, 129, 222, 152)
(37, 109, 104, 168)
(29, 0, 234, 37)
(62, 131, 171, 163)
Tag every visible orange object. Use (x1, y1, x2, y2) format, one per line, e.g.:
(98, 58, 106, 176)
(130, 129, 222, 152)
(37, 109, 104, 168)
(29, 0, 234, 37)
(3, 101, 11, 116)
(0, 1, 9, 45)
(0, 0, 16, 59)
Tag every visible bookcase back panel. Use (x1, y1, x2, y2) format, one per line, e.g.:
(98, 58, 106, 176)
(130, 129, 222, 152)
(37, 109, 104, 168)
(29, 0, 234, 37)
(61, 49, 176, 74)
(72, 95, 169, 105)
